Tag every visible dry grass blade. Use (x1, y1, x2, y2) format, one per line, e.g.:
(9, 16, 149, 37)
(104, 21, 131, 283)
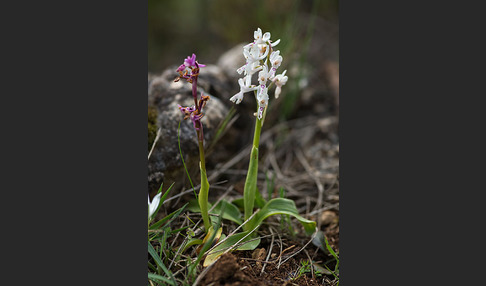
(304, 249, 315, 280)
(168, 217, 190, 270)
(307, 202, 340, 216)
(279, 230, 318, 267)
(148, 128, 161, 160)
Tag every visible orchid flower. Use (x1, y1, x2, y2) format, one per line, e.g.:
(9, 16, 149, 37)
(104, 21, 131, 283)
(175, 53, 205, 84)
(268, 51, 283, 79)
(273, 70, 288, 99)
(230, 27, 287, 120)
(230, 78, 258, 104)
(148, 192, 162, 219)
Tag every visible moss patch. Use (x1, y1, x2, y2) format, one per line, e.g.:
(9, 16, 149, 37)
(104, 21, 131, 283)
(148, 105, 158, 151)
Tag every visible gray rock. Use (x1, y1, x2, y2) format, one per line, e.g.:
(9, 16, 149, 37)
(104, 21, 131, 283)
(148, 66, 230, 195)
(216, 43, 245, 81)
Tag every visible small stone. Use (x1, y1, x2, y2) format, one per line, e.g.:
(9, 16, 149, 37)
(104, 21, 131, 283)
(320, 210, 338, 225)
(252, 248, 267, 268)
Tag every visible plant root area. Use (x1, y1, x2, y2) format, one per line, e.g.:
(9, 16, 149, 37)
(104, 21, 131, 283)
(198, 219, 339, 286)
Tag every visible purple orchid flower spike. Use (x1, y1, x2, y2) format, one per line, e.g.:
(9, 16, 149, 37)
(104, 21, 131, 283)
(177, 93, 210, 139)
(175, 54, 210, 143)
(174, 53, 212, 233)
(175, 53, 206, 109)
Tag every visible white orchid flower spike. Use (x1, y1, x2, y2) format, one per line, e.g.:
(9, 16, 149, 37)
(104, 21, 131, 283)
(230, 27, 287, 120)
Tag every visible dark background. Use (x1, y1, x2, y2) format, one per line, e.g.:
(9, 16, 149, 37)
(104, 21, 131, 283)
(3, 0, 482, 285)
(148, 0, 338, 74)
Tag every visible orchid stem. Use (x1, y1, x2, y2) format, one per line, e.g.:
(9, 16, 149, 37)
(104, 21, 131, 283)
(243, 113, 262, 227)
(197, 129, 211, 232)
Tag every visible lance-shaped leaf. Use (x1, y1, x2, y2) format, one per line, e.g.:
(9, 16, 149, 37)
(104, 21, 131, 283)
(203, 231, 261, 267)
(198, 161, 211, 231)
(247, 198, 316, 236)
(187, 199, 242, 225)
(243, 146, 259, 225)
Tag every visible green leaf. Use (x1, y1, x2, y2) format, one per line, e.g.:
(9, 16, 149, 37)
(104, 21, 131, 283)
(149, 182, 175, 220)
(323, 233, 339, 262)
(255, 187, 266, 208)
(203, 231, 261, 267)
(147, 273, 176, 285)
(265, 171, 275, 201)
(187, 199, 242, 225)
(230, 190, 266, 214)
(182, 238, 204, 253)
(210, 200, 242, 225)
(198, 161, 211, 231)
(149, 203, 187, 230)
(243, 145, 259, 223)
(231, 198, 244, 210)
(188, 212, 224, 277)
(158, 182, 174, 205)
(170, 225, 190, 234)
(147, 242, 176, 285)
(247, 198, 316, 236)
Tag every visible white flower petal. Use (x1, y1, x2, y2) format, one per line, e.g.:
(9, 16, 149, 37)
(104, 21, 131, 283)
(262, 32, 271, 42)
(230, 92, 244, 104)
(148, 192, 162, 218)
(254, 28, 262, 40)
(271, 39, 281, 47)
(275, 86, 281, 99)
(236, 65, 246, 74)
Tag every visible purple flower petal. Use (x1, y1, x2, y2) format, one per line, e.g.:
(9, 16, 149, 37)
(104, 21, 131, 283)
(184, 53, 197, 67)
(176, 64, 186, 72)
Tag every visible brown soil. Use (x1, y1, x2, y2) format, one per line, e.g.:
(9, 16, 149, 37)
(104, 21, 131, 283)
(198, 227, 339, 286)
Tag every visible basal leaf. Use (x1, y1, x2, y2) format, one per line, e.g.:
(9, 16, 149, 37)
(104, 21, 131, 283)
(210, 200, 242, 225)
(203, 231, 260, 267)
(243, 146, 259, 223)
(247, 198, 316, 236)
(187, 199, 242, 225)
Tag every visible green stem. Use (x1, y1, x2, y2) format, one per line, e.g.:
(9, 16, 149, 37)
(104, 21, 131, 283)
(197, 130, 211, 232)
(243, 116, 262, 227)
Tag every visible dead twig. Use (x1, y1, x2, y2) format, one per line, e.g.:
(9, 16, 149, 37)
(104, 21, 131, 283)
(261, 227, 276, 275)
